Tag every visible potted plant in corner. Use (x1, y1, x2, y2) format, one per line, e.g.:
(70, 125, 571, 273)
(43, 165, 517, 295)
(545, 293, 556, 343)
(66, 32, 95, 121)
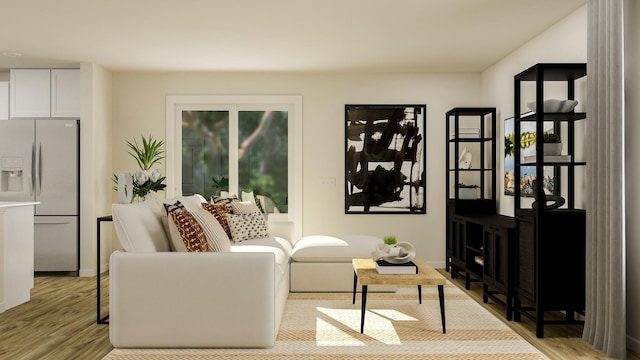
(457, 183, 479, 200)
(543, 132, 562, 156)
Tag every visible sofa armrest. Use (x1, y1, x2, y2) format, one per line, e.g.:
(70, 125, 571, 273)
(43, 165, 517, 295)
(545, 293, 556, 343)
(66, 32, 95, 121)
(109, 251, 276, 348)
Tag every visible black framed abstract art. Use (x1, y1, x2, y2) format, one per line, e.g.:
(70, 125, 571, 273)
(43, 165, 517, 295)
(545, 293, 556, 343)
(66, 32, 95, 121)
(345, 104, 426, 214)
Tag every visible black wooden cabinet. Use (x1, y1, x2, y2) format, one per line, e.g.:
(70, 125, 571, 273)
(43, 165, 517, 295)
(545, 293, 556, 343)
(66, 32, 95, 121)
(512, 63, 587, 338)
(482, 216, 515, 320)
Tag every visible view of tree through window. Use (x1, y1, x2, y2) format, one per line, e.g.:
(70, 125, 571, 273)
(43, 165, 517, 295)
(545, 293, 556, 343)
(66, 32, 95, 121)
(181, 109, 288, 213)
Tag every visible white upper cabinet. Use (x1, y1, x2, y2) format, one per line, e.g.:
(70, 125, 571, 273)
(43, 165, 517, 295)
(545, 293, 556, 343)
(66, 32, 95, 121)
(51, 69, 80, 118)
(10, 69, 80, 119)
(0, 81, 8, 120)
(10, 69, 51, 118)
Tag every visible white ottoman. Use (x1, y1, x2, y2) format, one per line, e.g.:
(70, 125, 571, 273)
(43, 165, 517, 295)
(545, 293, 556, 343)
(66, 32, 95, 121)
(290, 235, 395, 292)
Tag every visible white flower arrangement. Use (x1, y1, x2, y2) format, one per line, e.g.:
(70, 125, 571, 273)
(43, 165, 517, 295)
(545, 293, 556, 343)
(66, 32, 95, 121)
(114, 135, 166, 202)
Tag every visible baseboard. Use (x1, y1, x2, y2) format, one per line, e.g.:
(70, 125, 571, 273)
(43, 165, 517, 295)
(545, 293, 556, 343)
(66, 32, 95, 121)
(429, 260, 446, 269)
(628, 334, 640, 354)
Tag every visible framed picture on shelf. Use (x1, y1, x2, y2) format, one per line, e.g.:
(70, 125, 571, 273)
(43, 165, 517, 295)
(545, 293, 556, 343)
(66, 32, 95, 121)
(345, 104, 426, 214)
(503, 115, 555, 197)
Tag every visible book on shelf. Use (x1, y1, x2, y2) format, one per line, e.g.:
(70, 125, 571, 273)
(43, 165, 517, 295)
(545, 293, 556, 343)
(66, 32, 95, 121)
(450, 128, 481, 139)
(375, 259, 418, 274)
(523, 155, 572, 163)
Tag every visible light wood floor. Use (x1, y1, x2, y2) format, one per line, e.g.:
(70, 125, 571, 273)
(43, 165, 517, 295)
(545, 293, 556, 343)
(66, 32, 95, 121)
(0, 273, 637, 360)
(439, 269, 639, 360)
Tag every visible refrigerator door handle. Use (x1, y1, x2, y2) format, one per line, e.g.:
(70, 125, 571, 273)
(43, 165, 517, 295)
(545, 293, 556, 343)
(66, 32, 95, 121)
(38, 142, 43, 195)
(31, 142, 36, 196)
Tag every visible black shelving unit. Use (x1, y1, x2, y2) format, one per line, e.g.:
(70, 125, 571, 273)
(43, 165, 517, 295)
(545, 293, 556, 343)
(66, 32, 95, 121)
(445, 108, 496, 285)
(512, 63, 587, 338)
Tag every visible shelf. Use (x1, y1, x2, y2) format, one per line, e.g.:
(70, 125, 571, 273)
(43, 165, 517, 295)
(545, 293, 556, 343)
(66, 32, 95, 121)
(519, 161, 586, 166)
(448, 137, 493, 142)
(448, 169, 493, 172)
(515, 63, 587, 81)
(519, 112, 586, 122)
(466, 246, 482, 256)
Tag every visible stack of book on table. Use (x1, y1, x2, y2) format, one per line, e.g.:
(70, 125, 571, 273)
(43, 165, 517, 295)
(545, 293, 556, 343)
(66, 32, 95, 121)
(375, 259, 419, 274)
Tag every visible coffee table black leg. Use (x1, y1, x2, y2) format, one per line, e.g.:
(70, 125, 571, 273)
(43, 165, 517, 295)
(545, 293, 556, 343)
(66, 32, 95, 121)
(418, 285, 422, 304)
(352, 271, 358, 304)
(360, 285, 368, 333)
(438, 284, 446, 334)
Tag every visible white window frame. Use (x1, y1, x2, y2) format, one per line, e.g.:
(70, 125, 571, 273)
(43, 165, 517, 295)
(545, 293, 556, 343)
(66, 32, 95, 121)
(166, 95, 302, 240)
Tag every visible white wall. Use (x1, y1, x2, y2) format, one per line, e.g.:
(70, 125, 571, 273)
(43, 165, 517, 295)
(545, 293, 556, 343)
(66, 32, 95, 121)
(111, 72, 482, 267)
(625, 0, 640, 352)
(79, 63, 112, 276)
(481, 5, 588, 216)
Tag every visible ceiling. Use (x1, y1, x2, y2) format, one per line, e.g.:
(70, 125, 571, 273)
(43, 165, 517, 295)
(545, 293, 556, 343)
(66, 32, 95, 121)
(0, 0, 586, 73)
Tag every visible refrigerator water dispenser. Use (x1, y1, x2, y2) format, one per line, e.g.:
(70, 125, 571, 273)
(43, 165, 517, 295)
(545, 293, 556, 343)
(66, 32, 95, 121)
(1, 157, 24, 192)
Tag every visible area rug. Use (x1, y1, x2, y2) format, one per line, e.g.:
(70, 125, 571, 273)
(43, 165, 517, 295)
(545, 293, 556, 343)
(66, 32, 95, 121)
(102, 283, 549, 360)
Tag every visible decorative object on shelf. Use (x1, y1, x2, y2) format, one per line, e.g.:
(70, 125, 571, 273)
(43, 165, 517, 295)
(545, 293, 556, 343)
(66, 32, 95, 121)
(543, 132, 562, 156)
(371, 241, 416, 264)
(457, 183, 479, 200)
(113, 135, 166, 203)
(345, 104, 426, 214)
(530, 180, 566, 210)
(526, 99, 579, 113)
(458, 147, 472, 169)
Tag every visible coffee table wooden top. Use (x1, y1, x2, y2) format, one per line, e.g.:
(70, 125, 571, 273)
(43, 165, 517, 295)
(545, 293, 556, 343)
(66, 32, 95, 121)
(352, 258, 447, 286)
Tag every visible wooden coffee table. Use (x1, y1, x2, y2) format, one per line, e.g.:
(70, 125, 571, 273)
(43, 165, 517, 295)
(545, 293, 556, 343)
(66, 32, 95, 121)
(352, 258, 447, 334)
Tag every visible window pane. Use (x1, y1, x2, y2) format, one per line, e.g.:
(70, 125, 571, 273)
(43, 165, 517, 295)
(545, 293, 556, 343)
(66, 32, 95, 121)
(181, 110, 229, 199)
(238, 110, 288, 213)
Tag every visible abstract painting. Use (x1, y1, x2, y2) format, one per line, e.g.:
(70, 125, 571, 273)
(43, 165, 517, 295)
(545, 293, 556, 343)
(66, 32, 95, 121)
(345, 104, 426, 214)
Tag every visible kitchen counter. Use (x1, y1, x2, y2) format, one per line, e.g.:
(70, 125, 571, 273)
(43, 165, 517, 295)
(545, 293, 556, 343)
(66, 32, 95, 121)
(0, 202, 38, 313)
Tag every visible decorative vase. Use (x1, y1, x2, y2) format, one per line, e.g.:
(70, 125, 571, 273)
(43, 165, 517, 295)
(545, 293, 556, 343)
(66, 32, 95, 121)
(117, 172, 133, 204)
(544, 143, 562, 156)
(458, 188, 478, 200)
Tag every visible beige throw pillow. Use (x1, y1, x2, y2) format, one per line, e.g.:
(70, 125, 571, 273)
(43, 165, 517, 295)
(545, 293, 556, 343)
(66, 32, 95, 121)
(229, 200, 261, 215)
(227, 212, 269, 243)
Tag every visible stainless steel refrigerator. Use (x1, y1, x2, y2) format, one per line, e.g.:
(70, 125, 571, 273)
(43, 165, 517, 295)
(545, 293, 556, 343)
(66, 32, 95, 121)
(0, 119, 79, 274)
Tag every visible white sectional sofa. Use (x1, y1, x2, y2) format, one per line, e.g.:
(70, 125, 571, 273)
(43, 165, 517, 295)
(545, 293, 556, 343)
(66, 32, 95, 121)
(109, 195, 293, 348)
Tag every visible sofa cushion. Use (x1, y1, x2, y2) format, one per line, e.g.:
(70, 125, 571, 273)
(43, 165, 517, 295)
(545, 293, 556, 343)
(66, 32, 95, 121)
(291, 235, 382, 262)
(231, 236, 292, 288)
(227, 212, 269, 243)
(112, 200, 171, 252)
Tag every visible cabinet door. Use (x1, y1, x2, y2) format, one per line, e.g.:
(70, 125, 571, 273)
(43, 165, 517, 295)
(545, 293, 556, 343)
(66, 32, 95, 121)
(51, 69, 80, 118)
(10, 69, 51, 118)
(0, 81, 8, 120)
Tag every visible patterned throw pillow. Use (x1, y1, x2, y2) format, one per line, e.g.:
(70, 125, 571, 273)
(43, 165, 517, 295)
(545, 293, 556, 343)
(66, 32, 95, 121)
(202, 202, 232, 238)
(226, 212, 269, 243)
(211, 194, 239, 208)
(190, 208, 231, 252)
(229, 200, 262, 215)
(168, 211, 209, 252)
(163, 201, 185, 215)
